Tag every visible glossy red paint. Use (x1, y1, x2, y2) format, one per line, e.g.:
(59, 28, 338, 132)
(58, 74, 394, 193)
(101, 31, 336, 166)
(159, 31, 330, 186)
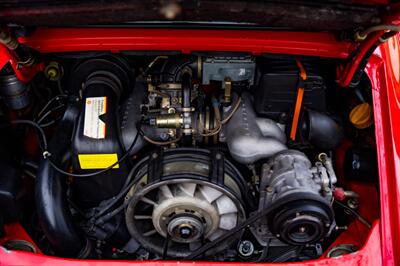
(338, 31, 385, 87)
(0, 44, 44, 83)
(0, 28, 399, 266)
(366, 33, 400, 266)
(0, 223, 41, 254)
(0, 221, 383, 266)
(17, 28, 354, 58)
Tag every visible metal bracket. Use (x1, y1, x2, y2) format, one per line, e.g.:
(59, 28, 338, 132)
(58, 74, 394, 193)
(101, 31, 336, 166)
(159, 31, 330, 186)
(210, 150, 225, 186)
(147, 149, 164, 182)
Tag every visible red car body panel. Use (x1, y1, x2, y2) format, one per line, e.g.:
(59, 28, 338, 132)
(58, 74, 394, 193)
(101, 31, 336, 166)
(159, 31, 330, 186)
(0, 222, 384, 265)
(368, 34, 400, 266)
(0, 28, 399, 266)
(17, 28, 354, 58)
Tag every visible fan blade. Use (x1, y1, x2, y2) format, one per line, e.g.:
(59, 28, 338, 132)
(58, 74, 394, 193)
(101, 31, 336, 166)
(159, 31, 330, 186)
(140, 196, 158, 206)
(143, 229, 157, 237)
(159, 185, 174, 199)
(177, 183, 197, 197)
(216, 195, 238, 215)
(199, 185, 223, 203)
(219, 213, 237, 230)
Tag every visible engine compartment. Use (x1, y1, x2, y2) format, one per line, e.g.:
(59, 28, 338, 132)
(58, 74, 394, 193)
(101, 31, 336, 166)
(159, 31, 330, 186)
(0, 52, 380, 262)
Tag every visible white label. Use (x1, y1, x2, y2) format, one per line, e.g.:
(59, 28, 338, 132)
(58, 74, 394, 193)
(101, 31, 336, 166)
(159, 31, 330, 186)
(83, 97, 107, 139)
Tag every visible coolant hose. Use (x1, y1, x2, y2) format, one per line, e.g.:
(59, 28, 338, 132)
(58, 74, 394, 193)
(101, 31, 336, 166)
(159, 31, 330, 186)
(35, 104, 92, 258)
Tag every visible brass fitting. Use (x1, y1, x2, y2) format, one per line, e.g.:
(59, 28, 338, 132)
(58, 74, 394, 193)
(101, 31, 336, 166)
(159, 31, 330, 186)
(223, 77, 232, 104)
(155, 113, 183, 128)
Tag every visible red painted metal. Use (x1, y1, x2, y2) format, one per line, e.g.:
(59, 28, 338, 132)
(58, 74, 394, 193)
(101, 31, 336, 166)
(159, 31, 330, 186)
(366, 33, 400, 266)
(0, 44, 44, 83)
(0, 27, 399, 266)
(17, 28, 354, 58)
(0, 223, 42, 254)
(338, 31, 385, 87)
(0, 221, 383, 266)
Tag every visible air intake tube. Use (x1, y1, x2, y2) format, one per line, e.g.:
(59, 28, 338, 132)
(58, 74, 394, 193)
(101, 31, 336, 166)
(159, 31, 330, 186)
(35, 104, 92, 258)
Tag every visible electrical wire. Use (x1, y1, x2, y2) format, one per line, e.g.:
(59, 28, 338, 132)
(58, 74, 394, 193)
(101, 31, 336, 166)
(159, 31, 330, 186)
(198, 119, 221, 137)
(198, 98, 222, 137)
(9, 120, 48, 150)
(22, 160, 39, 170)
(37, 104, 66, 125)
(334, 200, 372, 229)
(57, 79, 64, 94)
(5, 119, 142, 178)
(221, 97, 242, 125)
(93, 157, 146, 219)
(197, 96, 241, 137)
(36, 94, 68, 118)
(94, 203, 125, 225)
(255, 239, 271, 262)
(143, 56, 168, 75)
(39, 118, 63, 128)
(356, 25, 400, 41)
(46, 121, 142, 178)
(138, 123, 182, 145)
(23, 169, 36, 179)
(143, 134, 181, 145)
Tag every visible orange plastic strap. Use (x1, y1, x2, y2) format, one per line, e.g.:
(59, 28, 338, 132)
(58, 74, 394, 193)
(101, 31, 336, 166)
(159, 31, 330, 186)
(296, 60, 307, 81)
(290, 60, 307, 141)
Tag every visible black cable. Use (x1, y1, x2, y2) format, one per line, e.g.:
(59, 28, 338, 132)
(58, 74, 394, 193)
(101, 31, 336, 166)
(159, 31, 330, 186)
(93, 159, 145, 219)
(37, 104, 66, 125)
(22, 160, 39, 170)
(39, 118, 63, 128)
(162, 234, 170, 260)
(255, 239, 271, 262)
(334, 200, 372, 228)
(94, 203, 125, 225)
(36, 94, 68, 118)
(9, 120, 48, 150)
(5, 118, 142, 178)
(46, 120, 142, 178)
(23, 169, 36, 179)
(186, 202, 280, 260)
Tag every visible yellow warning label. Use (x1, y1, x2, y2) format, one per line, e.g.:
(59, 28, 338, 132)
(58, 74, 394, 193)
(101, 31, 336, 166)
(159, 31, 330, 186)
(78, 154, 119, 169)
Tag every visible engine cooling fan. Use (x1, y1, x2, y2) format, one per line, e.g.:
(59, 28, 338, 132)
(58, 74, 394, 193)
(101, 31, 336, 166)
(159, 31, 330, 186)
(124, 148, 248, 258)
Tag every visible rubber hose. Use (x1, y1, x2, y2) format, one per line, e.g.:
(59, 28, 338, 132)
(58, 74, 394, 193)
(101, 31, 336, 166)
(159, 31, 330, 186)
(35, 104, 92, 258)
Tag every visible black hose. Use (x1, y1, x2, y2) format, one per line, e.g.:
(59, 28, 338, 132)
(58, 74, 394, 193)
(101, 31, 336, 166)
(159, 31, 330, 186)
(35, 105, 92, 258)
(182, 71, 191, 109)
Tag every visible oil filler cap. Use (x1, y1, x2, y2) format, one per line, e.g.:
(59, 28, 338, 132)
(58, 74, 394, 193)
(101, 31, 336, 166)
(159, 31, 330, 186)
(349, 103, 373, 129)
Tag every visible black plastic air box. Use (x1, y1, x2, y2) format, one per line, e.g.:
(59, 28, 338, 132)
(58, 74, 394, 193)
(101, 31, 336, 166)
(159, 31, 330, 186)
(254, 59, 326, 120)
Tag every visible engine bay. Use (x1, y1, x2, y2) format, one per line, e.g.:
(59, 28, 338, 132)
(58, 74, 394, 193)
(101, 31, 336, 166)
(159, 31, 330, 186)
(0, 52, 380, 262)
